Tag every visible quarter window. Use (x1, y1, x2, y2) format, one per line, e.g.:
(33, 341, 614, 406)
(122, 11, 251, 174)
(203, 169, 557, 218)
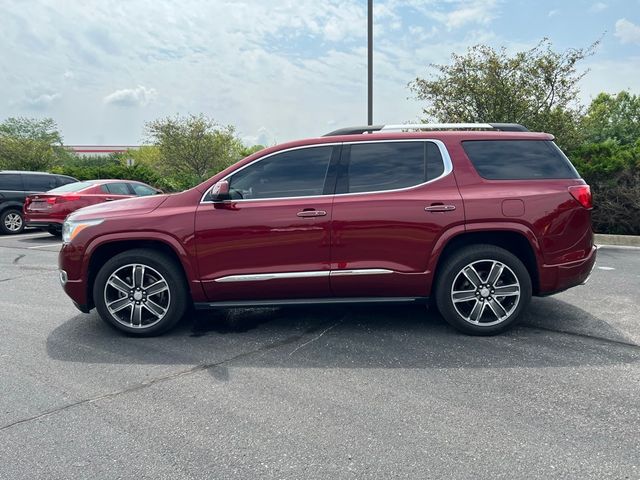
(23, 174, 58, 191)
(339, 141, 445, 194)
(228, 146, 333, 200)
(462, 140, 580, 180)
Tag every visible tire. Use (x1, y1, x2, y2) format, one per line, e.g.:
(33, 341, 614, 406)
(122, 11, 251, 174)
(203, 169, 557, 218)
(435, 244, 532, 335)
(1, 208, 25, 235)
(93, 249, 189, 336)
(47, 226, 62, 237)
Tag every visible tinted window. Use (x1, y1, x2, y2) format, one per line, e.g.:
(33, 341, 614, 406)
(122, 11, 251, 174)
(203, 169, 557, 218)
(55, 175, 76, 187)
(462, 140, 580, 180)
(49, 181, 95, 193)
(131, 183, 157, 196)
(23, 174, 58, 191)
(341, 141, 444, 194)
(105, 183, 131, 195)
(0, 174, 23, 191)
(228, 146, 333, 200)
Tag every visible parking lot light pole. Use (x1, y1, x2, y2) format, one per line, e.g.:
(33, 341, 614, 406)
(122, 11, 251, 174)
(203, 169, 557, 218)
(368, 0, 373, 126)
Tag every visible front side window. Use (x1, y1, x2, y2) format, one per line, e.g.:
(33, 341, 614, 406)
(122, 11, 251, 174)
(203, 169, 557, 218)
(339, 141, 445, 194)
(227, 146, 333, 200)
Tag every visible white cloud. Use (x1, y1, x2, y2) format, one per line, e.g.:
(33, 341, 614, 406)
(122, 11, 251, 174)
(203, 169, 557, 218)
(615, 18, 640, 44)
(63, 70, 74, 80)
(589, 2, 608, 13)
(103, 85, 157, 107)
(23, 91, 61, 109)
(548, 10, 559, 18)
(444, 1, 500, 29)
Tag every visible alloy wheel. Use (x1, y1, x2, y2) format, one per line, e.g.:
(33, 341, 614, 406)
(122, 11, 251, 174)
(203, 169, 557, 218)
(4, 212, 22, 232)
(104, 263, 171, 329)
(450, 259, 521, 326)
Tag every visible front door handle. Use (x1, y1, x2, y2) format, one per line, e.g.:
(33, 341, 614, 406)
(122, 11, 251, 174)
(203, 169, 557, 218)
(425, 204, 456, 212)
(297, 210, 327, 217)
(104, 197, 115, 201)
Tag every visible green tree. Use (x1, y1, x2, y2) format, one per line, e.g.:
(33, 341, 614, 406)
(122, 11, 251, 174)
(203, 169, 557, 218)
(145, 114, 240, 182)
(0, 117, 71, 170)
(581, 91, 640, 145)
(409, 38, 599, 150)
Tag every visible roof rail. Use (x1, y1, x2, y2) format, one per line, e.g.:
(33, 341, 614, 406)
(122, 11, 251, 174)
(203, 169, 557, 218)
(323, 123, 529, 136)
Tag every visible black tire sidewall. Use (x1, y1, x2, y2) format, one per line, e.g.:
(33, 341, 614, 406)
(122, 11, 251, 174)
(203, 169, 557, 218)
(435, 245, 532, 335)
(1, 209, 25, 235)
(93, 249, 188, 336)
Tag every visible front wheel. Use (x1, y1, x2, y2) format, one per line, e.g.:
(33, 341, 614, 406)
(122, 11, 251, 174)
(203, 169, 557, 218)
(435, 245, 532, 335)
(93, 249, 189, 336)
(1, 209, 25, 234)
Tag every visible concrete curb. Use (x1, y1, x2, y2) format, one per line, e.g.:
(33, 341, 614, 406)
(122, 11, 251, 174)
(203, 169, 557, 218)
(595, 233, 640, 248)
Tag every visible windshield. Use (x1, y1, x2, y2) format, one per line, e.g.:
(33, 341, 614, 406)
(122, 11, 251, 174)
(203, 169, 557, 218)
(48, 181, 95, 193)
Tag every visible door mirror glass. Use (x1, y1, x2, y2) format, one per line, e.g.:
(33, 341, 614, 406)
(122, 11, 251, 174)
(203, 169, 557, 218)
(209, 180, 230, 202)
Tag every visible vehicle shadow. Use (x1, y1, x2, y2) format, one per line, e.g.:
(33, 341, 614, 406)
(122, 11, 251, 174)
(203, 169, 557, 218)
(46, 297, 639, 374)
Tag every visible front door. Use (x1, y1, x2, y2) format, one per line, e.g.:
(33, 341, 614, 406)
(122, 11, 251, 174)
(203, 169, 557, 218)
(195, 144, 339, 301)
(330, 140, 465, 298)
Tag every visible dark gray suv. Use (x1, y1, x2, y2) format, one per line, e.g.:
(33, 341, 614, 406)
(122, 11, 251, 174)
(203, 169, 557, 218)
(0, 171, 77, 234)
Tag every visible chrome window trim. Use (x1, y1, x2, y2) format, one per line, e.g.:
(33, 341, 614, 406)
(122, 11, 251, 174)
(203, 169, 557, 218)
(200, 139, 453, 204)
(214, 268, 394, 283)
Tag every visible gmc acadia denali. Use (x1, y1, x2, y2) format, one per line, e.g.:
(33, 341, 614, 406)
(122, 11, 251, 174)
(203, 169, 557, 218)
(58, 123, 596, 336)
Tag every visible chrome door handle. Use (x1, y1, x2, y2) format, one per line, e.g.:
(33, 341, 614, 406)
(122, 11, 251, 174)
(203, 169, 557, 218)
(425, 204, 456, 212)
(297, 210, 327, 217)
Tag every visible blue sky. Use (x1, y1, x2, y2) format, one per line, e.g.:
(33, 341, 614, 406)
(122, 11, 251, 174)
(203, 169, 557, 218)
(1, 0, 639, 146)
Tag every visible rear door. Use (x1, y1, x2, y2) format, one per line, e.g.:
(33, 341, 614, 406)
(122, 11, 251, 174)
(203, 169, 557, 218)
(330, 140, 464, 298)
(102, 182, 135, 201)
(195, 144, 339, 301)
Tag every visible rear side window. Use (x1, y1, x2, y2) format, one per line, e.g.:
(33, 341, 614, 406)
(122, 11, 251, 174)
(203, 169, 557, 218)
(23, 174, 58, 191)
(0, 174, 23, 191)
(130, 183, 157, 196)
(339, 141, 446, 194)
(104, 183, 132, 195)
(462, 140, 580, 180)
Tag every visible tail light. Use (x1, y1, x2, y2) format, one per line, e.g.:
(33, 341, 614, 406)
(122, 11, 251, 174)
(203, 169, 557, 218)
(568, 185, 592, 210)
(47, 195, 81, 204)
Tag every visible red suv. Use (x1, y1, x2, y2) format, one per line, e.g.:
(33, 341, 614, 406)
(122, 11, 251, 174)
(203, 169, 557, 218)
(58, 123, 596, 336)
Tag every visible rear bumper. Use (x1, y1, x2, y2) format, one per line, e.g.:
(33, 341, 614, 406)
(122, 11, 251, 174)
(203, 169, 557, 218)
(538, 245, 597, 296)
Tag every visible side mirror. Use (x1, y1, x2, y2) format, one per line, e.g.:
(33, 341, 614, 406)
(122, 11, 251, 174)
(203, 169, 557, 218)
(209, 180, 231, 202)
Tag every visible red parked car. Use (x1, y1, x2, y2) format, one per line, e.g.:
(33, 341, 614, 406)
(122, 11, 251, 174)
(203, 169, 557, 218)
(25, 179, 161, 236)
(58, 123, 596, 336)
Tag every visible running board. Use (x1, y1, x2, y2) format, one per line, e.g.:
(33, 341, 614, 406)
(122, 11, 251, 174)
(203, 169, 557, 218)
(194, 297, 428, 309)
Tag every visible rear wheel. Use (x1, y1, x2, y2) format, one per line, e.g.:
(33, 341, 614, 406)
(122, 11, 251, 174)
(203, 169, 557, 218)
(47, 226, 61, 237)
(1, 209, 25, 234)
(435, 245, 532, 335)
(93, 249, 189, 336)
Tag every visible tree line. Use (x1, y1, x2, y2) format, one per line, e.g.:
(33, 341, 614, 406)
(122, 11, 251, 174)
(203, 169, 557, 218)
(0, 38, 638, 234)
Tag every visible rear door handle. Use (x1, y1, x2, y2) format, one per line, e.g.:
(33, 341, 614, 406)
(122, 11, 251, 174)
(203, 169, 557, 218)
(425, 204, 456, 212)
(297, 210, 327, 217)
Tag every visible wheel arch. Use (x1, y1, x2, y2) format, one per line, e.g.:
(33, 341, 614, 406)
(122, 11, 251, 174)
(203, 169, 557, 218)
(429, 225, 541, 295)
(84, 235, 201, 310)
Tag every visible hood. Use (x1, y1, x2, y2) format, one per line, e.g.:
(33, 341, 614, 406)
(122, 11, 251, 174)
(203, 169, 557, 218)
(69, 194, 169, 221)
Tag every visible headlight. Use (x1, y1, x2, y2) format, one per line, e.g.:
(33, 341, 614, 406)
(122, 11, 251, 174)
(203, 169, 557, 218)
(62, 218, 104, 243)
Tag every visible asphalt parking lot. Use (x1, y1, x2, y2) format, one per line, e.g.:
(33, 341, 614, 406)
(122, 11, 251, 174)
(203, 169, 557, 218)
(0, 231, 638, 479)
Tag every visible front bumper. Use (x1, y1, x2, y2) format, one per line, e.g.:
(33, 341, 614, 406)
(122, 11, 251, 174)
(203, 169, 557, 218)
(59, 242, 91, 312)
(538, 245, 597, 296)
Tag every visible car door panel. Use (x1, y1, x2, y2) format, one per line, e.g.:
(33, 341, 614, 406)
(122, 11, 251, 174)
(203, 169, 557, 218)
(329, 141, 465, 297)
(195, 144, 338, 301)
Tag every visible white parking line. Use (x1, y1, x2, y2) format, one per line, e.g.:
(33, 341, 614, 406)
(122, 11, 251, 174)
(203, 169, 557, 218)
(27, 243, 63, 249)
(0, 232, 49, 240)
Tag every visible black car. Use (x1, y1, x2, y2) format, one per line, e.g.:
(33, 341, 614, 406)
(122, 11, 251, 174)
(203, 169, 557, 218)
(0, 171, 77, 234)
